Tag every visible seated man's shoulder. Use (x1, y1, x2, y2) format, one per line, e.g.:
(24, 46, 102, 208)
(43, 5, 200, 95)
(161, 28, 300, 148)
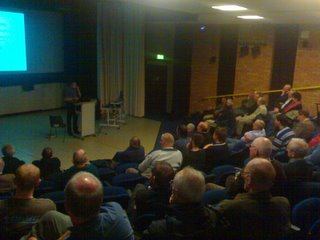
(270, 196, 290, 206)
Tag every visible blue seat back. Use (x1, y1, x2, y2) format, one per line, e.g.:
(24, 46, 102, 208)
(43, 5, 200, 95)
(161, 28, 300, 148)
(112, 173, 148, 189)
(103, 186, 130, 209)
(310, 218, 320, 240)
(211, 165, 236, 185)
(292, 198, 320, 233)
(202, 189, 229, 205)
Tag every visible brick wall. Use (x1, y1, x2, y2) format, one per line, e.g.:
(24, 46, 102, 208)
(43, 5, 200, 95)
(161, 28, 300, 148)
(189, 26, 220, 114)
(188, 25, 320, 115)
(293, 29, 320, 115)
(233, 26, 274, 106)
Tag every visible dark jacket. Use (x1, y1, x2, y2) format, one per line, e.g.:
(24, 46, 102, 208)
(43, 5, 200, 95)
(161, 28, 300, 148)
(32, 157, 61, 179)
(2, 156, 24, 174)
(217, 191, 291, 240)
(181, 150, 206, 172)
(57, 164, 100, 189)
(284, 159, 313, 182)
(143, 203, 217, 240)
(112, 146, 145, 164)
(204, 143, 230, 173)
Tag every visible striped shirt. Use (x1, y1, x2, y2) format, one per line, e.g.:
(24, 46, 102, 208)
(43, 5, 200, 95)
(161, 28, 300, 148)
(272, 127, 295, 152)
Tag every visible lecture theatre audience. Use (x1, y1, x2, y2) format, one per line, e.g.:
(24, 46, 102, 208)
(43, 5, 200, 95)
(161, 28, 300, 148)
(174, 124, 189, 155)
(0, 159, 15, 192)
(1, 144, 24, 174)
(218, 158, 291, 239)
(32, 147, 61, 180)
(284, 138, 313, 182)
(112, 136, 145, 164)
(293, 110, 316, 142)
(240, 119, 266, 144)
(228, 137, 287, 197)
(0, 164, 56, 239)
(27, 172, 134, 240)
(235, 97, 267, 136)
(181, 132, 206, 172)
(56, 149, 100, 189)
(142, 167, 216, 239)
(133, 161, 174, 218)
(272, 114, 295, 154)
(203, 127, 230, 172)
(136, 133, 182, 177)
(274, 84, 291, 108)
(3, 82, 320, 240)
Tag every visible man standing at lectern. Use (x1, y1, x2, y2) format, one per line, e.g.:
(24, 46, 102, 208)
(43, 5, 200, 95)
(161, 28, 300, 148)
(64, 81, 81, 135)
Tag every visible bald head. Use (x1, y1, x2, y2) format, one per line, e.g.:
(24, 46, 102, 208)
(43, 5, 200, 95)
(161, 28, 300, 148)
(15, 164, 40, 191)
(73, 149, 88, 166)
(170, 167, 205, 204)
(244, 158, 276, 192)
(160, 133, 175, 148)
(250, 137, 272, 159)
(65, 172, 103, 220)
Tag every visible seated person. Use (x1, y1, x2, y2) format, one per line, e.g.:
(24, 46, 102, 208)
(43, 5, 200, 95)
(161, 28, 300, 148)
(32, 147, 61, 180)
(293, 110, 315, 143)
(197, 121, 212, 147)
(186, 123, 195, 137)
(1, 144, 24, 174)
(57, 149, 100, 189)
(135, 133, 182, 178)
(284, 138, 313, 182)
(272, 114, 295, 154)
(235, 97, 267, 136)
(218, 158, 291, 239)
(112, 136, 145, 163)
(227, 137, 287, 198)
(281, 91, 302, 114)
(273, 84, 292, 109)
(203, 127, 230, 173)
(234, 91, 258, 116)
(0, 164, 56, 239)
(215, 98, 236, 134)
(26, 172, 134, 240)
(181, 133, 206, 172)
(174, 124, 190, 155)
(142, 167, 216, 239)
(0, 159, 15, 193)
(240, 119, 266, 144)
(133, 162, 175, 219)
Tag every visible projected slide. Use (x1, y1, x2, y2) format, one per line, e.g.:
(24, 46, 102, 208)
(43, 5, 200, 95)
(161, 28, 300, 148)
(0, 11, 27, 71)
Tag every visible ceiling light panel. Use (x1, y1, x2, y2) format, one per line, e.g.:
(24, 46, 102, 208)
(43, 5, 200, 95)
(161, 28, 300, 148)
(211, 5, 247, 11)
(237, 15, 264, 19)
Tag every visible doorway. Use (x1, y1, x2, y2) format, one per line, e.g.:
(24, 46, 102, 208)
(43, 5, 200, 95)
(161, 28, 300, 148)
(145, 64, 168, 117)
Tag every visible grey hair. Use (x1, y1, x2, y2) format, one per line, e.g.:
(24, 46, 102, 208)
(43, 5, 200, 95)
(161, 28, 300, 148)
(172, 167, 205, 203)
(287, 138, 309, 158)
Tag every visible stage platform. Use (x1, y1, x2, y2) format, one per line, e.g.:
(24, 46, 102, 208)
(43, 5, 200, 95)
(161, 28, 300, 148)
(0, 110, 161, 170)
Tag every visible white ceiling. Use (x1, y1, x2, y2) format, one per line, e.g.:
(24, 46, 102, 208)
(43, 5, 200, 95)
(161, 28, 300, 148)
(129, 0, 320, 24)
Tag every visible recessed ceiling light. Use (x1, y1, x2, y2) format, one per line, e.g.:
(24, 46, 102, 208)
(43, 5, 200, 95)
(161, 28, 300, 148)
(237, 15, 264, 20)
(211, 5, 247, 11)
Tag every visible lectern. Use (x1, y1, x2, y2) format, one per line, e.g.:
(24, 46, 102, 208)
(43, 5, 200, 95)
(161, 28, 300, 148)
(77, 100, 96, 138)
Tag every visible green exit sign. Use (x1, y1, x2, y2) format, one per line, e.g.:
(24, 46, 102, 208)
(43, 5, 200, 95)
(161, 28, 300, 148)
(156, 54, 164, 60)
